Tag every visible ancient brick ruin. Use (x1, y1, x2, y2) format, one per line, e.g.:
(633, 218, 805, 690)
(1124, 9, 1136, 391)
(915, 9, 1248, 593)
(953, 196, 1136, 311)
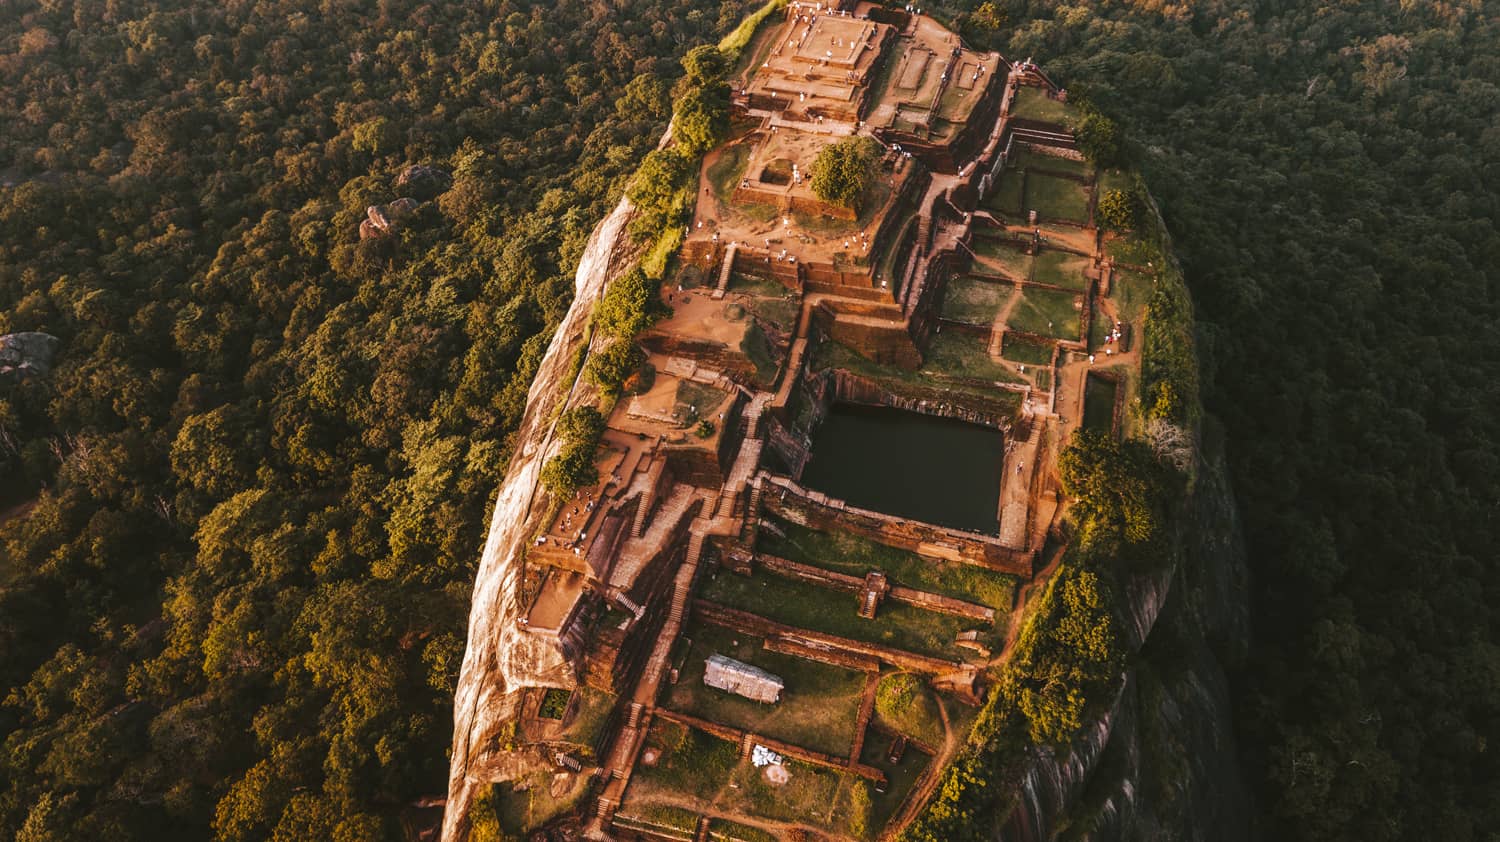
(444, 2, 1149, 839)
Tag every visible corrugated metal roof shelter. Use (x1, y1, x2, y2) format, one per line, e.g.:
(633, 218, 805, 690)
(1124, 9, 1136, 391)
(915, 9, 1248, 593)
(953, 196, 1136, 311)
(703, 654, 784, 704)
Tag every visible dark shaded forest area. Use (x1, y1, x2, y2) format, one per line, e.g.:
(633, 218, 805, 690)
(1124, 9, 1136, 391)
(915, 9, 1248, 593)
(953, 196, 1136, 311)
(952, 0, 1499, 838)
(0, 0, 752, 838)
(2, 0, 1497, 841)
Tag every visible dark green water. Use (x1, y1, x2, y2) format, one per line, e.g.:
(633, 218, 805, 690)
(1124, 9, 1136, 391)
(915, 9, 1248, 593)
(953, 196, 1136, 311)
(799, 404, 1004, 534)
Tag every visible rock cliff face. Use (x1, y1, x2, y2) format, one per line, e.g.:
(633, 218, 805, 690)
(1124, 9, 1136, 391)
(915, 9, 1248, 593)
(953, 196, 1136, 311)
(442, 194, 638, 842)
(997, 425, 1257, 842)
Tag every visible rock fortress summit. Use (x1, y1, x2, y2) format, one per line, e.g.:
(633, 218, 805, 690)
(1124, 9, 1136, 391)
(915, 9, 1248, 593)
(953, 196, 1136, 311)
(444, 2, 1155, 839)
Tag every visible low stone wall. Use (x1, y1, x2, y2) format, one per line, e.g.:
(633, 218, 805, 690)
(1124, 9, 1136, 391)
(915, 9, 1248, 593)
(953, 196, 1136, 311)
(815, 366, 1022, 431)
(652, 708, 886, 783)
(757, 553, 996, 621)
(692, 599, 968, 677)
(758, 472, 1036, 576)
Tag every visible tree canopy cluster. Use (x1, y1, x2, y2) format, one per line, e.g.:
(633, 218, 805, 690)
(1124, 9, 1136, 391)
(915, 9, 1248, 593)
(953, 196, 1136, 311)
(0, 0, 758, 838)
(958, 0, 1500, 837)
(811, 136, 882, 211)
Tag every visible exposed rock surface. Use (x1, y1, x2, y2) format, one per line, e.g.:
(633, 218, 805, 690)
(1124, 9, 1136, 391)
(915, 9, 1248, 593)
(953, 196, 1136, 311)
(441, 193, 639, 842)
(358, 197, 421, 239)
(0, 332, 60, 382)
(396, 164, 452, 200)
(997, 425, 1257, 842)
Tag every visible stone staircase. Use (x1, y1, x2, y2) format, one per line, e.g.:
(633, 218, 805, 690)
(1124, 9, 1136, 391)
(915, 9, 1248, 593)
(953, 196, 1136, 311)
(743, 392, 772, 439)
(711, 242, 738, 300)
(715, 438, 764, 520)
(636, 528, 708, 698)
(610, 484, 697, 590)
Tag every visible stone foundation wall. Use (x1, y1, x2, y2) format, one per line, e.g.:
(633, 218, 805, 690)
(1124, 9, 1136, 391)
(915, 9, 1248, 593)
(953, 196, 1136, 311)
(758, 472, 1035, 576)
(816, 365, 1022, 430)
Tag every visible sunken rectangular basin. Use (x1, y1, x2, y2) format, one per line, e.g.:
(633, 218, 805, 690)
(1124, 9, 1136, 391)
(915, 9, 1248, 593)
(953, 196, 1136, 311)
(799, 404, 1004, 534)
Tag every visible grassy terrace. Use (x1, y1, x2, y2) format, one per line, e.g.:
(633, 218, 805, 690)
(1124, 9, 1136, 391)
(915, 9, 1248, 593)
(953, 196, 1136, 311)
(491, 770, 592, 836)
(873, 672, 946, 748)
(970, 237, 1032, 280)
(1000, 332, 1054, 367)
(760, 517, 1017, 615)
(861, 733, 929, 831)
(667, 623, 868, 757)
(1031, 250, 1092, 292)
(1009, 85, 1074, 125)
(1025, 172, 1091, 224)
(677, 381, 730, 421)
(708, 142, 752, 203)
(1005, 286, 1083, 342)
(720, 757, 868, 835)
(939, 275, 1009, 324)
(924, 331, 1026, 385)
(812, 339, 1026, 415)
(1014, 146, 1092, 179)
(708, 819, 778, 842)
(698, 566, 981, 661)
(628, 716, 872, 838)
(985, 169, 1025, 216)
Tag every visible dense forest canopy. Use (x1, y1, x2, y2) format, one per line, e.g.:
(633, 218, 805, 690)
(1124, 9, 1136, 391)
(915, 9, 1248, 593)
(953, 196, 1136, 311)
(951, 0, 1499, 838)
(1, 0, 1497, 840)
(0, 0, 754, 838)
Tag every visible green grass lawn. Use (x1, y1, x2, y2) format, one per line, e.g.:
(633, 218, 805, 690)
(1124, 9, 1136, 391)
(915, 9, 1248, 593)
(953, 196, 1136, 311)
(1110, 268, 1152, 325)
(983, 169, 1026, 216)
(1025, 172, 1091, 224)
(613, 803, 700, 839)
(873, 672, 946, 747)
(1015, 146, 1093, 179)
(629, 718, 741, 803)
(1004, 287, 1083, 342)
(940, 276, 1011, 324)
(759, 518, 1015, 621)
(699, 567, 980, 661)
(936, 78, 983, 123)
(1098, 166, 1135, 194)
(720, 757, 866, 835)
(667, 623, 867, 756)
(728, 272, 783, 298)
(1031, 249, 1092, 292)
(860, 732, 930, 831)
(557, 687, 617, 757)
(970, 238, 1032, 281)
(811, 340, 1026, 417)
(1000, 332, 1054, 367)
(709, 143, 751, 203)
(922, 331, 1026, 385)
(491, 770, 593, 836)
(708, 819, 778, 842)
(676, 381, 730, 425)
(1083, 373, 1119, 433)
(739, 322, 780, 388)
(1010, 85, 1075, 125)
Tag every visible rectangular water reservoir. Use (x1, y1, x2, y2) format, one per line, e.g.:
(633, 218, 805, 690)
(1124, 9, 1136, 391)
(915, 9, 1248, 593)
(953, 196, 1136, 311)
(799, 404, 1005, 534)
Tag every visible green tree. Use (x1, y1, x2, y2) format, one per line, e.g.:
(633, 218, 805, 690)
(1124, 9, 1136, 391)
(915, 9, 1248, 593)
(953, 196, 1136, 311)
(1096, 188, 1139, 232)
(811, 136, 881, 211)
(626, 148, 693, 239)
(592, 267, 664, 339)
(673, 85, 729, 156)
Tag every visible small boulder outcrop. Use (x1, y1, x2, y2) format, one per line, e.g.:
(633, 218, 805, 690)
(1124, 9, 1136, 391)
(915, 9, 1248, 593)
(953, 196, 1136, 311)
(0, 332, 61, 383)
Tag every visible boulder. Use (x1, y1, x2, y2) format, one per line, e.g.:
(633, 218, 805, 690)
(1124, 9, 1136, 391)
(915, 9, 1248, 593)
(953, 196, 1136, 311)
(0, 332, 61, 382)
(395, 164, 452, 200)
